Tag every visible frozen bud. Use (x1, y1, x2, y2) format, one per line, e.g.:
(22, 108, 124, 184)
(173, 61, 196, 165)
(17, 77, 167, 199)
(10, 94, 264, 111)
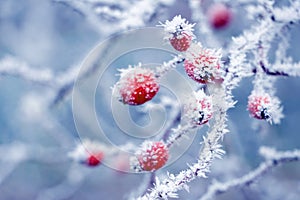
(184, 43, 222, 84)
(113, 64, 160, 105)
(184, 90, 213, 125)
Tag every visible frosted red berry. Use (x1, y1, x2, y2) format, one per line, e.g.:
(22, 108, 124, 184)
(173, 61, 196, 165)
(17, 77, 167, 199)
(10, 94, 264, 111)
(170, 32, 192, 52)
(208, 3, 232, 29)
(184, 44, 221, 84)
(184, 90, 213, 125)
(115, 67, 160, 105)
(160, 15, 195, 51)
(248, 93, 271, 120)
(87, 152, 104, 166)
(137, 141, 169, 171)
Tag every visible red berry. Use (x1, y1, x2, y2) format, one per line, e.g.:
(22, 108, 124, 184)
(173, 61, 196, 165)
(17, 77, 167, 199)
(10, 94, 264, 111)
(208, 3, 232, 29)
(115, 67, 160, 105)
(137, 141, 169, 171)
(248, 93, 272, 120)
(184, 44, 221, 84)
(169, 32, 192, 52)
(184, 90, 213, 125)
(87, 152, 104, 166)
(160, 15, 195, 51)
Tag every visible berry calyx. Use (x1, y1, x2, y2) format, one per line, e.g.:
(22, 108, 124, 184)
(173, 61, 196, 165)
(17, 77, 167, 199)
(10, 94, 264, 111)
(208, 3, 232, 29)
(184, 43, 222, 84)
(114, 65, 160, 105)
(87, 152, 104, 166)
(137, 141, 169, 171)
(184, 90, 213, 125)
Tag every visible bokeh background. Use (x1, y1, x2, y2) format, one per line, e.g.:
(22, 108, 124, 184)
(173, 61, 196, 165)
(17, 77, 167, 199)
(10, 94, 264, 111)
(0, 0, 299, 199)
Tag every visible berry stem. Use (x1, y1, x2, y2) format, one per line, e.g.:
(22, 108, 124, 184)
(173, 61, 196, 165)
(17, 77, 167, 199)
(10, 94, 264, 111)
(155, 55, 185, 78)
(165, 124, 197, 148)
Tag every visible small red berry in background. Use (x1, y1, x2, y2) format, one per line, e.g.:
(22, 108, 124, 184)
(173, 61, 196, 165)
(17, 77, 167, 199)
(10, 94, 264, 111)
(87, 152, 104, 167)
(68, 139, 109, 167)
(115, 66, 160, 105)
(184, 90, 213, 125)
(207, 3, 232, 29)
(248, 93, 271, 120)
(137, 141, 169, 171)
(170, 32, 192, 52)
(184, 43, 222, 84)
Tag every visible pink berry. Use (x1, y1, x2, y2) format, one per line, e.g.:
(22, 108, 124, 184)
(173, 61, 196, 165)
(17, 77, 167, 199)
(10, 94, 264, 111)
(248, 93, 271, 120)
(115, 67, 160, 105)
(184, 44, 221, 84)
(184, 90, 213, 125)
(169, 32, 192, 52)
(87, 152, 104, 167)
(137, 141, 169, 171)
(208, 3, 232, 29)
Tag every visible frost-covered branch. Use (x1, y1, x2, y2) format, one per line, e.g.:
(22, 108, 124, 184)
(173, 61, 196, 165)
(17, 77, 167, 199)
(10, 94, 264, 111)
(252, 61, 289, 77)
(272, 61, 300, 77)
(129, 173, 156, 200)
(227, 0, 300, 88)
(138, 83, 234, 199)
(53, 0, 175, 35)
(0, 55, 81, 106)
(165, 124, 195, 148)
(0, 55, 55, 87)
(199, 146, 300, 200)
(155, 55, 185, 78)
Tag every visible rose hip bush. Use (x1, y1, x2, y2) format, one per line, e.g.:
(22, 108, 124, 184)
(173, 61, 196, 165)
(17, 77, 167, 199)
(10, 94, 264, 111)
(0, 1, 300, 200)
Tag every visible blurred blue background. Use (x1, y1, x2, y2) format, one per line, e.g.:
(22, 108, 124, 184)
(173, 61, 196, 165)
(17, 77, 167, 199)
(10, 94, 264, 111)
(0, 0, 299, 199)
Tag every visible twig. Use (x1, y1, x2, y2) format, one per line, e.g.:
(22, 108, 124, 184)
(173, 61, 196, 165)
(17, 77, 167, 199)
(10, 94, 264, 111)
(199, 147, 300, 200)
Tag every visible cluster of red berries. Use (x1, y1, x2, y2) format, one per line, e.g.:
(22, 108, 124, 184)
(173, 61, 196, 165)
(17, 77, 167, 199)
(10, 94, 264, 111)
(113, 15, 229, 172)
(114, 15, 226, 106)
(162, 16, 222, 84)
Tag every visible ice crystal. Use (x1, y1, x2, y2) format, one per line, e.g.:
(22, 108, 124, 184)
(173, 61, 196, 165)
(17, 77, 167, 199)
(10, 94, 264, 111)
(159, 15, 195, 40)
